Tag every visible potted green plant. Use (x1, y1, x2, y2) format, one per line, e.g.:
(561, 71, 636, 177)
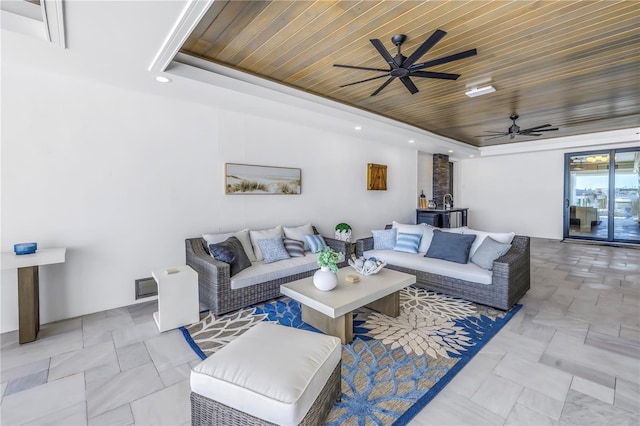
(334, 222, 352, 242)
(314, 247, 341, 291)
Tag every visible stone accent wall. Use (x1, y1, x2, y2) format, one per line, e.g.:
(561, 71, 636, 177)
(432, 154, 450, 209)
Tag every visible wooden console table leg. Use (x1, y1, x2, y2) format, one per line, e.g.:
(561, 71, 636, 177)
(17, 266, 39, 344)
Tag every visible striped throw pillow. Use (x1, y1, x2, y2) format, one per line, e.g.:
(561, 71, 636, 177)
(393, 232, 422, 254)
(304, 234, 327, 253)
(283, 238, 305, 257)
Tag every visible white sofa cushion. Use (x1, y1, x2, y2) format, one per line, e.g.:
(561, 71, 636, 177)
(250, 225, 283, 262)
(364, 249, 492, 285)
(392, 221, 431, 253)
(191, 322, 341, 426)
(283, 223, 314, 251)
(464, 229, 515, 257)
(230, 253, 320, 290)
(203, 228, 256, 262)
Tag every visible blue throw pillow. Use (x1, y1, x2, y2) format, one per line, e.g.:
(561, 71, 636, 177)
(470, 237, 511, 270)
(304, 234, 327, 253)
(256, 235, 291, 264)
(372, 229, 396, 250)
(425, 230, 477, 264)
(394, 232, 422, 254)
(208, 236, 252, 277)
(283, 238, 305, 258)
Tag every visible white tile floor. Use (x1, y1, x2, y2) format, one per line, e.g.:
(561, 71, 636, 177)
(1, 238, 638, 425)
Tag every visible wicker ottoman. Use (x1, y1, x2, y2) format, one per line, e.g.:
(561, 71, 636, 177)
(190, 322, 342, 426)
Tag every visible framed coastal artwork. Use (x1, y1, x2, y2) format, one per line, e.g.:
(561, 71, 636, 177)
(225, 163, 302, 195)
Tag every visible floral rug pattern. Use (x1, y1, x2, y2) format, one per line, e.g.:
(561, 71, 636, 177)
(182, 287, 520, 426)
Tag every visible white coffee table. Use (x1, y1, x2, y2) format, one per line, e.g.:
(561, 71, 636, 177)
(280, 268, 415, 344)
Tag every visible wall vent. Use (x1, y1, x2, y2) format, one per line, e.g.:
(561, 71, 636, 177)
(135, 277, 157, 300)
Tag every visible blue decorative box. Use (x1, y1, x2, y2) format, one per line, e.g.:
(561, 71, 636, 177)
(14, 242, 37, 255)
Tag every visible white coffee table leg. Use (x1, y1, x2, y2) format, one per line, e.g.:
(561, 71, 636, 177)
(301, 305, 352, 344)
(365, 290, 400, 317)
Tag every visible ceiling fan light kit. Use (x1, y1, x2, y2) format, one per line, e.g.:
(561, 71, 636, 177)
(465, 85, 495, 97)
(334, 30, 477, 96)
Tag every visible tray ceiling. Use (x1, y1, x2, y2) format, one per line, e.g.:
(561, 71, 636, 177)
(179, 0, 640, 147)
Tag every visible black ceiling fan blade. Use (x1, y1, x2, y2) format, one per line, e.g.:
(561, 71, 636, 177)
(524, 123, 553, 130)
(410, 70, 460, 80)
(333, 64, 390, 72)
(339, 73, 391, 88)
(520, 127, 559, 133)
(370, 39, 398, 69)
(523, 133, 543, 136)
(400, 76, 419, 94)
(410, 48, 478, 71)
(371, 77, 395, 96)
(481, 131, 509, 135)
(475, 133, 506, 137)
(402, 29, 447, 68)
(484, 135, 508, 141)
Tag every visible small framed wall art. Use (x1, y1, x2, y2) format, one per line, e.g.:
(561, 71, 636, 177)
(367, 163, 387, 190)
(225, 163, 301, 195)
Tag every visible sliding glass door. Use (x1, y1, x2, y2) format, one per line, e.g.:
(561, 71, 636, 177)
(565, 148, 639, 244)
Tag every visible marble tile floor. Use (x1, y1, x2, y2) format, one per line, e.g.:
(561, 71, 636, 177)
(1, 238, 638, 425)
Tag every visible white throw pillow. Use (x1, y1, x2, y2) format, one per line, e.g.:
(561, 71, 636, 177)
(203, 228, 256, 262)
(250, 225, 283, 262)
(283, 223, 314, 251)
(464, 228, 515, 258)
(392, 221, 434, 253)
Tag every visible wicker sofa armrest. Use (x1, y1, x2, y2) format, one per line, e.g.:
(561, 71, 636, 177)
(491, 235, 531, 307)
(185, 237, 233, 304)
(355, 237, 374, 258)
(323, 236, 351, 267)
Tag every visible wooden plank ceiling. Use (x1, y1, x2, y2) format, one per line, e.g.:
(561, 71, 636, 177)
(180, 0, 640, 147)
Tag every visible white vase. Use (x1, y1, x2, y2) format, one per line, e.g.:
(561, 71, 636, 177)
(313, 266, 337, 291)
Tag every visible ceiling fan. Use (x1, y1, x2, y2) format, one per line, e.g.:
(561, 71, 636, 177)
(476, 114, 559, 140)
(334, 30, 477, 96)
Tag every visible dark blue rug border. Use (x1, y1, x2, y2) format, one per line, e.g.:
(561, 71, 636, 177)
(393, 303, 522, 426)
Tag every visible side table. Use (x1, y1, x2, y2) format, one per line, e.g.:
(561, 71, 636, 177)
(152, 266, 199, 332)
(1, 248, 67, 343)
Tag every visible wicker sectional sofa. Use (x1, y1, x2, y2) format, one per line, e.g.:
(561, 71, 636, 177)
(356, 225, 530, 310)
(186, 225, 350, 315)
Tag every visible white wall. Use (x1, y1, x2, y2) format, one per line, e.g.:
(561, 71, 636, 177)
(1, 60, 417, 332)
(458, 144, 637, 239)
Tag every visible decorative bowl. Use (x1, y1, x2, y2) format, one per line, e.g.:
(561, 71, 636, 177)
(348, 257, 386, 275)
(14, 242, 37, 255)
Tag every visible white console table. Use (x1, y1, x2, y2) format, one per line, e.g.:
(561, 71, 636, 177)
(1, 248, 66, 343)
(152, 266, 199, 332)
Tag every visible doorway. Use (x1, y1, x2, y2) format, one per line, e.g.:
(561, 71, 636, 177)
(564, 148, 639, 244)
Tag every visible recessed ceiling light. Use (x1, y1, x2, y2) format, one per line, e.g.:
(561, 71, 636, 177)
(465, 85, 495, 97)
(408, 139, 415, 144)
(155, 76, 172, 83)
(448, 149, 454, 153)
(469, 154, 475, 158)
(354, 126, 362, 130)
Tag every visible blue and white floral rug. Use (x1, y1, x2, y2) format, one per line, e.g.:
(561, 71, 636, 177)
(181, 287, 521, 426)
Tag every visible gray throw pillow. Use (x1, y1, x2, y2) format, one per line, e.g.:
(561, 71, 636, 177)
(283, 238, 305, 257)
(470, 237, 512, 270)
(256, 235, 291, 264)
(425, 229, 477, 264)
(208, 236, 252, 277)
(372, 229, 396, 250)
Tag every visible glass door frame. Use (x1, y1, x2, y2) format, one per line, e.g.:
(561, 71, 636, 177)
(564, 147, 639, 244)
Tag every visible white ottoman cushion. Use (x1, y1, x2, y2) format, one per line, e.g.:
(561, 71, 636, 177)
(190, 322, 341, 425)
